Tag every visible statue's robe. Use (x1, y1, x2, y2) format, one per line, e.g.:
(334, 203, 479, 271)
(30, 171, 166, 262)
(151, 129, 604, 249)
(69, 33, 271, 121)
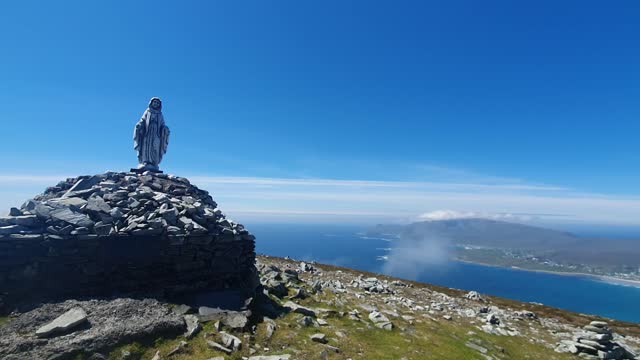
(134, 107, 170, 168)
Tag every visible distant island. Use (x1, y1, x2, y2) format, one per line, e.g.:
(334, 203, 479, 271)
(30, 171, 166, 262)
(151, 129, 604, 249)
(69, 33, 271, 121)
(366, 219, 640, 285)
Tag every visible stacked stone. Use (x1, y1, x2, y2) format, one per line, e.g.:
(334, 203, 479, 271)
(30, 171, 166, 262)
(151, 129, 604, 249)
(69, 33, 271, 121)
(1, 171, 253, 241)
(0, 172, 258, 312)
(557, 321, 636, 359)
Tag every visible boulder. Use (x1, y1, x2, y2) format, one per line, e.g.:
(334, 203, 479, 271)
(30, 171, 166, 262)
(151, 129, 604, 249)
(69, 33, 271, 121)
(265, 320, 276, 339)
(486, 313, 500, 325)
(183, 315, 201, 339)
(219, 331, 242, 351)
(368, 311, 390, 324)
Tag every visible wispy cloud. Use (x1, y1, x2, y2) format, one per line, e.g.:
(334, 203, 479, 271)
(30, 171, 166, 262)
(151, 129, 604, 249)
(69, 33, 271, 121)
(0, 175, 71, 184)
(189, 176, 566, 192)
(416, 210, 572, 222)
(418, 210, 524, 221)
(382, 234, 451, 280)
(3, 173, 640, 225)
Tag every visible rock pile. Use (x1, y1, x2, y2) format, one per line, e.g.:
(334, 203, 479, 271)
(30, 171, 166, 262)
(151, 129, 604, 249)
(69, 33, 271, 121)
(258, 263, 301, 298)
(465, 291, 485, 302)
(350, 275, 395, 294)
(1, 171, 253, 240)
(0, 171, 258, 311)
(556, 321, 637, 359)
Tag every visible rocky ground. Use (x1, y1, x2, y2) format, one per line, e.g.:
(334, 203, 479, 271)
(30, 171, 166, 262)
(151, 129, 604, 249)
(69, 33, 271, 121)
(1, 255, 638, 360)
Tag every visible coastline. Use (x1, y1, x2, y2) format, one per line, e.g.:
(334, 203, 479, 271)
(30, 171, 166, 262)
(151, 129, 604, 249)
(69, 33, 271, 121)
(454, 258, 640, 288)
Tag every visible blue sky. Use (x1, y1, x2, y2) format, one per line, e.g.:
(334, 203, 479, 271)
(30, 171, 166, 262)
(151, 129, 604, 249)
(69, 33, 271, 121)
(2, 1, 640, 226)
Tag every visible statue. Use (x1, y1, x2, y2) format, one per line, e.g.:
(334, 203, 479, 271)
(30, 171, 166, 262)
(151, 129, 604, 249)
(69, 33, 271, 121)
(133, 97, 170, 172)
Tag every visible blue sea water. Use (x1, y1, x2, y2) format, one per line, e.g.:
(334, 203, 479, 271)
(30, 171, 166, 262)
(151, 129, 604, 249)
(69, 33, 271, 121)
(249, 223, 640, 324)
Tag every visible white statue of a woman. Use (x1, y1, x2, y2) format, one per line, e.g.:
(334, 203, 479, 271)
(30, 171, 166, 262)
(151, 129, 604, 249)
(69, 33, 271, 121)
(133, 97, 170, 172)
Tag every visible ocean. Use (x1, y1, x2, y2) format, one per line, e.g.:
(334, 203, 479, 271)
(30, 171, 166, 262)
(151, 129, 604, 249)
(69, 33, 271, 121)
(249, 223, 640, 324)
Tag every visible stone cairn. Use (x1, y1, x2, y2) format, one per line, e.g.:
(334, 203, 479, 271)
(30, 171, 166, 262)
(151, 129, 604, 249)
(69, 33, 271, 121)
(556, 321, 637, 359)
(0, 171, 258, 311)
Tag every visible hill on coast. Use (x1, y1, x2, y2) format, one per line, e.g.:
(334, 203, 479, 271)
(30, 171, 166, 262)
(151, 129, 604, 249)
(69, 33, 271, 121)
(367, 219, 640, 277)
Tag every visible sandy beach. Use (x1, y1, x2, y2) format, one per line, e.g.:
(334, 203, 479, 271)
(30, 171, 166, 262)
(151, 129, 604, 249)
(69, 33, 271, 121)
(455, 259, 640, 288)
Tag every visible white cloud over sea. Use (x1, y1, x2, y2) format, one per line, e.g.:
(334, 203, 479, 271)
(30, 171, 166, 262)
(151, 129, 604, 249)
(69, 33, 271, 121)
(2, 174, 640, 225)
(417, 210, 538, 222)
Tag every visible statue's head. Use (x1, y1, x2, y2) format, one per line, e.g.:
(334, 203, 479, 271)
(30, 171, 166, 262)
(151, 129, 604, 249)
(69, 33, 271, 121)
(149, 97, 162, 111)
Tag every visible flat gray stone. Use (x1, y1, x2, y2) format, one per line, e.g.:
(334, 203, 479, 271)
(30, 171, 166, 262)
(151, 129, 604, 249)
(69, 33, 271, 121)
(50, 208, 93, 228)
(198, 307, 249, 329)
(310, 333, 327, 344)
(466, 342, 488, 354)
(9, 234, 43, 240)
(375, 321, 394, 330)
(62, 176, 103, 198)
(368, 311, 390, 324)
(584, 325, 611, 334)
(248, 356, 291, 360)
(323, 344, 341, 353)
(578, 339, 606, 350)
(33, 203, 52, 219)
(94, 223, 112, 236)
(86, 196, 112, 213)
(172, 304, 193, 315)
(206, 340, 232, 354)
(159, 206, 178, 224)
(0, 225, 21, 235)
(589, 321, 608, 328)
(13, 215, 39, 227)
(574, 341, 598, 353)
(283, 301, 316, 317)
(110, 207, 124, 219)
(53, 197, 88, 208)
(35, 307, 88, 338)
